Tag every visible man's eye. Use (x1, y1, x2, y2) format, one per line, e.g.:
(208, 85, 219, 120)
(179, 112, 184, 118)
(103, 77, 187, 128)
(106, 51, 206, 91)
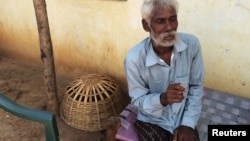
(170, 18, 177, 22)
(156, 19, 165, 24)
(170, 17, 177, 22)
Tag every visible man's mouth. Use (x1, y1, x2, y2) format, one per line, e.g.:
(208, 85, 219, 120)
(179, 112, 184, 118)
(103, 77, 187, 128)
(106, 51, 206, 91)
(164, 35, 175, 41)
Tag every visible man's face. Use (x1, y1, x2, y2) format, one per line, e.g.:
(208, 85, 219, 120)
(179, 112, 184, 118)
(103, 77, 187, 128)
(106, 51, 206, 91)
(149, 7, 178, 47)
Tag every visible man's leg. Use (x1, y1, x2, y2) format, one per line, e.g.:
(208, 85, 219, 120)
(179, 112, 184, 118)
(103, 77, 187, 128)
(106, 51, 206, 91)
(135, 119, 173, 141)
(194, 127, 200, 141)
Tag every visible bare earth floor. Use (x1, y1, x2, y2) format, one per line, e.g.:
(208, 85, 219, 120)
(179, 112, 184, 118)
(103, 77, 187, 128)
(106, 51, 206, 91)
(0, 56, 107, 141)
(1, 56, 250, 141)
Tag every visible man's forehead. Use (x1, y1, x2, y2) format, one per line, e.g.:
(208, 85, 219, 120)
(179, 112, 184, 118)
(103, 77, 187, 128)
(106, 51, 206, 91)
(152, 7, 177, 18)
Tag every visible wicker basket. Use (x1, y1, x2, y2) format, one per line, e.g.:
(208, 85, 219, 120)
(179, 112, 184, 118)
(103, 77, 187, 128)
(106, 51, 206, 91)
(59, 73, 125, 132)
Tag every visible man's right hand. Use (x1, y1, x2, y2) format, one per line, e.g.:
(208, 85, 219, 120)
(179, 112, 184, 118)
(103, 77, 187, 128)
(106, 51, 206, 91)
(160, 83, 185, 106)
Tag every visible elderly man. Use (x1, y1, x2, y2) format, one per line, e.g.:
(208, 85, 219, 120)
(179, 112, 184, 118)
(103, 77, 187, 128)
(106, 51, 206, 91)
(124, 0, 204, 141)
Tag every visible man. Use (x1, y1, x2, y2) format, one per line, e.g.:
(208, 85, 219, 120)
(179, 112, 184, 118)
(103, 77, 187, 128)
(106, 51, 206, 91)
(124, 0, 204, 141)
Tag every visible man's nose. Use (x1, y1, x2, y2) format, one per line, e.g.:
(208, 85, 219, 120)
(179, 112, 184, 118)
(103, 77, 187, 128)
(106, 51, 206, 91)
(164, 21, 174, 32)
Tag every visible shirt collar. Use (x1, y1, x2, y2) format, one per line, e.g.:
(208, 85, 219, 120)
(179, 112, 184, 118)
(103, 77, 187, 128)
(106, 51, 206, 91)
(145, 35, 187, 67)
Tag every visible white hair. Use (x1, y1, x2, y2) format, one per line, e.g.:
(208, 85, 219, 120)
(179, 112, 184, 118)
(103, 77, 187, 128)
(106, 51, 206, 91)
(141, 0, 179, 23)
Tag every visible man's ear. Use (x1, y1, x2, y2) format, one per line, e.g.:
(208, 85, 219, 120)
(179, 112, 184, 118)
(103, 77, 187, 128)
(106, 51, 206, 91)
(142, 19, 150, 32)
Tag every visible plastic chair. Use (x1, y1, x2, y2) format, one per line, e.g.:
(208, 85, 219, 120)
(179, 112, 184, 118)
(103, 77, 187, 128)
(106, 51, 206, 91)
(0, 93, 59, 141)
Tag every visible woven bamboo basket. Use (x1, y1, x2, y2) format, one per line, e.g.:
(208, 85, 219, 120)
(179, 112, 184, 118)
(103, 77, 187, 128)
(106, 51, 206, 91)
(60, 73, 125, 132)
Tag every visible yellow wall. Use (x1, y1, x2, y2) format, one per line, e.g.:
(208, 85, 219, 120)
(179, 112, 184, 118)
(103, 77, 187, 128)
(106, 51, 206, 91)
(177, 0, 250, 99)
(0, 0, 249, 99)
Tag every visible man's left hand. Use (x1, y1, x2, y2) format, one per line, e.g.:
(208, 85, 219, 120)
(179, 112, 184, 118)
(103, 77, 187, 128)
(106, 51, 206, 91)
(173, 125, 198, 141)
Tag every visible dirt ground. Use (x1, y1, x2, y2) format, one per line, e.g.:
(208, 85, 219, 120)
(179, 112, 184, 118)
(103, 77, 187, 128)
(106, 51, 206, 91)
(0, 56, 107, 141)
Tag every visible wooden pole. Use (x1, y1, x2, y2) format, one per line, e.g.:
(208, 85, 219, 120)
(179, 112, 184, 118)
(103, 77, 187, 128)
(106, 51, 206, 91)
(33, 0, 59, 114)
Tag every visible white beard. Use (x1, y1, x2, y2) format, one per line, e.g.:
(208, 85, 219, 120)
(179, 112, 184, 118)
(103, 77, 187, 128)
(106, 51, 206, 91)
(151, 30, 178, 47)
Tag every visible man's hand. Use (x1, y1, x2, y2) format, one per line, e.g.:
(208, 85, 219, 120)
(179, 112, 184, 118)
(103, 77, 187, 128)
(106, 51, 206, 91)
(160, 83, 185, 106)
(173, 125, 198, 141)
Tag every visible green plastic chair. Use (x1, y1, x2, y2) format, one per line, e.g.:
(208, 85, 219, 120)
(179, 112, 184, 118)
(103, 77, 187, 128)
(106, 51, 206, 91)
(0, 93, 59, 141)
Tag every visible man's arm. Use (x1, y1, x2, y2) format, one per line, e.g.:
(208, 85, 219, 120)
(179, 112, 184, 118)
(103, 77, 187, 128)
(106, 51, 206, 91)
(124, 54, 165, 118)
(180, 38, 204, 129)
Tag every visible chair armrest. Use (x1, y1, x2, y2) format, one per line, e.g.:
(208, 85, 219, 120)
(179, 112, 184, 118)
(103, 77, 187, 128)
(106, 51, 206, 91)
(0, 93, 59, 141)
